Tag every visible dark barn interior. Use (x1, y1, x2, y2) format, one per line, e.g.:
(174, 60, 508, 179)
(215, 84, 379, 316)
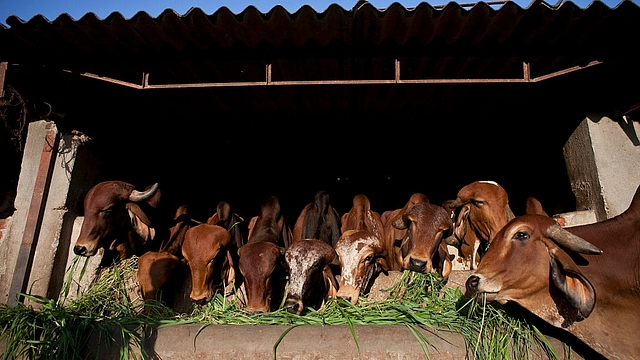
(2, 0, 640, 225)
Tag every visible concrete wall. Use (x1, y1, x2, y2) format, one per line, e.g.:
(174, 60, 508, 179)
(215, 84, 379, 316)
(85, 323, 582, 360)
(563, 115, 640, 221)
(0, 120, 94, 306)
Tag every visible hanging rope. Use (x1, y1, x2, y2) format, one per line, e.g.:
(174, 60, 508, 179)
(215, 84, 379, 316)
(0, 85, 29, 152)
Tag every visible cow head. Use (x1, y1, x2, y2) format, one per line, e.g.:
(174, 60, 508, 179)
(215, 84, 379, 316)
(447, 181, 514, 267)
(137, 250, 181, 301)
(381, 193, 430, 272)
(181, 224, 233, 304)
(392, 202, 453, 277)
(283, 239, 338, 315)
(74, 181, 160, 259)
(238, 241, 287, 313)
(465, 214, 602, 327)
(335, 229, 387, 304)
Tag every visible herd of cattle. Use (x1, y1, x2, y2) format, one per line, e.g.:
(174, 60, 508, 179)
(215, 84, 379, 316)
(72, 179, 640, 360)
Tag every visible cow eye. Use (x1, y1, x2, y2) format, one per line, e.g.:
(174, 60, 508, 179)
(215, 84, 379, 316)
(472, 200, 484, 207)
(512, 231, 530, 241)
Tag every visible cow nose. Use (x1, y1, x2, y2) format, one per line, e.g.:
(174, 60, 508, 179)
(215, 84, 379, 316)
(337, 295, 351, 302)
(284, 301, 301, 315)
(466, 275, 480, 293)
(191, 298, 208, 306)
(73, 245, 87, 256)
(407, 258, 427, 273)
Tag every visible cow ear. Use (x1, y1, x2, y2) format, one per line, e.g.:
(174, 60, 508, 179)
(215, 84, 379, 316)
(207, 213, 220, 225)
(127, 203, 152, 226)
(439, 244, 453, 279)
(323, 265, 339, 299)
(549, 248, 596, 319)
(246, 216, 258, 242)
(454, 206, 470, 238)
(392, 217, 408, 230)
(217, 201, 232, 223)
(330, 250, 341, 266)
(127, 204, 155, 242)
(224, 251, 236, 287)
(504, 203, 515, 222)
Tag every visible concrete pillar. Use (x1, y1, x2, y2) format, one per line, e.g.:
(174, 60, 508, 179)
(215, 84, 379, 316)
(563, 115, 640, 221)
(0, 120, 93, 306)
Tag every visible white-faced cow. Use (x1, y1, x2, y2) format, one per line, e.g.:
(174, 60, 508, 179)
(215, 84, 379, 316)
(292, 190, 342, 246)
(238, 196, 291, 313)
(74, 181, 161, 261)
(445, 181, 515, 270)
(465, 185, 640, 360)
(335, 194, 387, 304)
(381, 193, 430, 271)
(283, 239, 339, 315)
(391, 202, 453, 278)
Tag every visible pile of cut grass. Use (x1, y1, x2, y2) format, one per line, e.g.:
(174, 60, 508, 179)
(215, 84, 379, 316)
(0, 256, 562, 360)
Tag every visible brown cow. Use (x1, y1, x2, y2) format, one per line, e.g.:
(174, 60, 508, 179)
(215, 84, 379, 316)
(137, 205, 196, 303)
(465, 185, 640, 360)
(238, 196, 291, 313)
(391, 202, 453, 278)
(292, 190, 342, 246)
(74, 181, 161, 261)
(182, 223, 234, 304)
(283, 239, 339, 315)
(445, 181, 515, 270)
(381, 193, 430, 271)
(335, 194, 387, 304)
(138, 201, 244, 307)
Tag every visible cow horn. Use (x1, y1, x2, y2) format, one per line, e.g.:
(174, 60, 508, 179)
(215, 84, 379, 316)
(546, 224, 603, 255)
(448, 198, 463, 209)
(129, 183, 159, 202)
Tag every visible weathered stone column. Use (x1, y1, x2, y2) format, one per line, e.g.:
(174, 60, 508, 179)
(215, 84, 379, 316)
(563, 115, 640, 221)
(0, 120, 93, 306)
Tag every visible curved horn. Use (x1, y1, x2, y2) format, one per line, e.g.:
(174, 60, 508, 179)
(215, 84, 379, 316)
(546, 224, 603, 255)
(129, 183, 159, 202)
(448, 198, 463, 209)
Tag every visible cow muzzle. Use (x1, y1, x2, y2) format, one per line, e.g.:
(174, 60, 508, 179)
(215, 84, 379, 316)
(406, 257, 432, 273)
(336, 283, 360, 304)
(73, 242, 98, 257)
(465, 274, 481, 297)
(283, 295, 304, 315)
(465, 274, 498, 301)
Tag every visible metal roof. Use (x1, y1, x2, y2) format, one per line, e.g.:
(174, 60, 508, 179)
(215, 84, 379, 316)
(2, 0, 638, 91)
(1, 0, 640, 218)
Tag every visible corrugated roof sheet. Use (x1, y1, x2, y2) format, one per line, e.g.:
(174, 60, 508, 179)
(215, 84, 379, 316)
(1, 0, 639, 88)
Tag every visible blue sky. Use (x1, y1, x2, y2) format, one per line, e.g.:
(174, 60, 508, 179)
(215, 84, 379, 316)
(0, 0, 632, 27)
